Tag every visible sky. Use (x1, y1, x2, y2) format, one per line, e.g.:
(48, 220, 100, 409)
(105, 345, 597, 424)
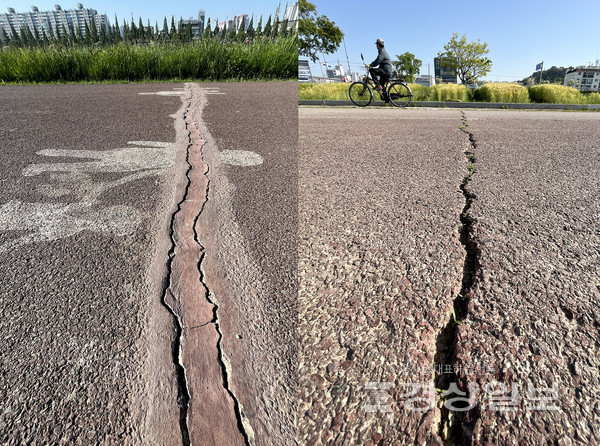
(0, 0, 288, 29)
(306, 0, 600, 82)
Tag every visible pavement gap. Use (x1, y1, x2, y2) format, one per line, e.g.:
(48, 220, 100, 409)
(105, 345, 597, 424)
(433, 111, 482, 444)
(189, 92, 253, 446)
(161, 98, 194, 446)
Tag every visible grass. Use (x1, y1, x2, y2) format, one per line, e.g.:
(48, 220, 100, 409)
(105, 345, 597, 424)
(529, 84, 600, 104)
(474, 82, 529, 103)
(0, 36, 298, 82)
(427, 84, 473, 102)
(299, 81, 600, 105)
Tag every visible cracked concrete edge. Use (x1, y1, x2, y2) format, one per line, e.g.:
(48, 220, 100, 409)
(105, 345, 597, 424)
(131, 86, 192, 445)
(168, 83, 247, 446)
(190, 83, 296, 444)
(299, 100, 600, 110)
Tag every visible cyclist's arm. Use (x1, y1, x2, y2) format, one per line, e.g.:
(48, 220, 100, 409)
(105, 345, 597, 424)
(370, 51, 383, 68)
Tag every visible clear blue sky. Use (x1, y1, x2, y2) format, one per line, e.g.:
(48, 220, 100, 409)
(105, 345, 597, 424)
(0, 1, 288, 29)
(307, 0, 600, 82)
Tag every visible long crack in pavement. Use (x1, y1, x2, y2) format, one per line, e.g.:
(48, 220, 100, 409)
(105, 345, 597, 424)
(161, 85, 250, 445)
(433, 111, 482, 444)
(188, 90, 253, 446)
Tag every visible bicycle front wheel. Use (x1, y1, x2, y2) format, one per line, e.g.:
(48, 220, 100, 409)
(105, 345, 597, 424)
(349, 82, 373, 107)
(388, 82, 412, 107)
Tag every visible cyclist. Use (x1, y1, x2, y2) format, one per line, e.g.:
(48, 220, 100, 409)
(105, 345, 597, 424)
(367, 38, 393, 100)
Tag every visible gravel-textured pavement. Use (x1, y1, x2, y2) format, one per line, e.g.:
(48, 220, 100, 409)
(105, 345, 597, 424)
(0, 84, 185, 444)
(196, 81, 298, 444)
(299, 108, 467, 445)
(454, 110, 600, 445)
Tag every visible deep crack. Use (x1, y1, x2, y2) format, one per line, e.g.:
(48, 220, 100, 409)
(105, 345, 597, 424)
(189, 98, 253, 446)
(160, 98, 194, 446)
(433, 111, 481, 445)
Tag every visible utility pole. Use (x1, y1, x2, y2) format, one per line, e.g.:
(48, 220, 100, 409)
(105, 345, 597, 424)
(343, 37, 351, 75)
(539, 61, 543, 84)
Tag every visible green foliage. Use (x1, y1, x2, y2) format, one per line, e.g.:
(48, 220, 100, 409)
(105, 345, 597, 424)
(474, 83, 529, 103)
(298, 0, 343, 62)
(408, 83, 429, 101)
(521, 66, 567, 85)
(0, 36, 298, 83)
(528, 84, 600, 104)
(438, 33, 492, 85)
(428, 83, 474, 102)
(392, 52, 422, 82)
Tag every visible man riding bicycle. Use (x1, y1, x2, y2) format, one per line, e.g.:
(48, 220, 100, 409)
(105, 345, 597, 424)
(367, 38, 393, 101)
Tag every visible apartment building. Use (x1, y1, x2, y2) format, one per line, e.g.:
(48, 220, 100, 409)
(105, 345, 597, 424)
(563, 67, 600, 92)
(0, 4, 109, 40)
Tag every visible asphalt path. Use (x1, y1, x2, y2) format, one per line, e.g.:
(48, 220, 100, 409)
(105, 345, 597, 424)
(456, 110, 600, 444)
(299, 107, 600, 445)
(0, 82, 298, 446)
(0, 83, 184, 444)
(299, 107, 467, 445)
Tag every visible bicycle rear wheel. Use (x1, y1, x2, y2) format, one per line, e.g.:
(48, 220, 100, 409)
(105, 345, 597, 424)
(349, 82, 373, 107)
(388, 82, 412, 107)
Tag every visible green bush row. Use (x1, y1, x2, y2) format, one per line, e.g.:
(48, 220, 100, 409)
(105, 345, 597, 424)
(0, 37, 298, 82)
(298, 82, 600, 105)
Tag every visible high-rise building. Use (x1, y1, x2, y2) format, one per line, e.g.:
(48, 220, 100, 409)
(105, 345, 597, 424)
(285, 2, 298, 31)
(0, 4, 109, 40)
(182, 9, 205, 40)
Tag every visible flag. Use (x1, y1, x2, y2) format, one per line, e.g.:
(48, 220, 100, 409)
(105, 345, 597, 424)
(536, 62, 543, 71)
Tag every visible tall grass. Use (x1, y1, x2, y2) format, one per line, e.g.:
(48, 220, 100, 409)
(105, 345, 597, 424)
(529, 84, 600, 104)
(474, 83, 529, 103)
(427, 84, 473, 102)
(0, 36, 297, 82)
(298, 82, 600, 105)
(298, 82, 348, 100)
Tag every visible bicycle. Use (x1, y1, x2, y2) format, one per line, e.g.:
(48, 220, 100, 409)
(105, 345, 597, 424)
(348, 54, 413, 107)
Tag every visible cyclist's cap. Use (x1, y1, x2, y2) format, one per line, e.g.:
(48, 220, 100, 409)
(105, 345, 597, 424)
(375, 38, 384, 45)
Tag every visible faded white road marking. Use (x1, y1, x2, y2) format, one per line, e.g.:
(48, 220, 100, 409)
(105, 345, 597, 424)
(220, 150, 263, 167)
(1, 140, 175, 253)
(23, 142, 175, 176)
(138, 91, 186, 96)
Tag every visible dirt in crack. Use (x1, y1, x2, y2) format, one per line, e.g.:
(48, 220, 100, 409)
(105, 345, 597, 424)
(190, 114, 253, 446)
(433, 111, 481, 444)
(160, 101, 194, 446)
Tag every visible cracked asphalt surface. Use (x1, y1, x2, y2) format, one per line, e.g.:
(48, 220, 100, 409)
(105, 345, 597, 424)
(0, 84, 184, 444)
(2, 84, 599, 446)
(299, 107, 600, 445)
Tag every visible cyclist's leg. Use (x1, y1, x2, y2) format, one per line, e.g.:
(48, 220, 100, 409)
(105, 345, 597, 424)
(370, 67, 383, 88)
(380, 74, 391, 100)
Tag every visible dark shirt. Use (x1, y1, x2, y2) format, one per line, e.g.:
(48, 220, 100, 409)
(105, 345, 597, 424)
(371, 48, 393, 77)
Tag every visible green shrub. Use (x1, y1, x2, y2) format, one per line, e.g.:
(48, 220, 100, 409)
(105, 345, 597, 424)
(428, 83, 473, 102)
(474, 83, 529, 103)
(407, 83, 429, 101)
(528, 84, 583, 104)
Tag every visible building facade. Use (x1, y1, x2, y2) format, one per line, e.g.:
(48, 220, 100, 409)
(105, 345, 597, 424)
(563, 67, 600, 92)
(0, 4, 109, 40)
(434, 57, 457, 83)
(285, 2, 298, 31)
(182, 10, 205, 40)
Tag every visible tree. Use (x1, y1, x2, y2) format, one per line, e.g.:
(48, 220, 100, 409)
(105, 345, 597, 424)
(438, 33, 492, 85)
(392, 52, 422, 82)
(170, 16, 177, 40)
(263, 15, 272, 37)
(246, 15, 254, 39)
(162, 18, 169, 42)
(298, 0, 343, 62)
(203, 18, 211, 40)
